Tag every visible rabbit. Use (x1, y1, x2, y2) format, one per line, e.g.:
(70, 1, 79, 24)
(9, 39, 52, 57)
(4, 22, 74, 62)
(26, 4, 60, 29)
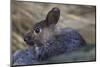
(13, 7, 86, 65)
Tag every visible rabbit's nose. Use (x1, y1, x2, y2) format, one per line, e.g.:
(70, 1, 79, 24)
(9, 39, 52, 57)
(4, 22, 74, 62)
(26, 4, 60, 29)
(23, 33, 34, 46)
(24, 35, 30, 42)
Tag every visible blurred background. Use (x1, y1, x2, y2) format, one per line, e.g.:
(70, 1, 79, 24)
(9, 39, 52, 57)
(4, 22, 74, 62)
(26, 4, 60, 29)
(11, 0, 96, 62)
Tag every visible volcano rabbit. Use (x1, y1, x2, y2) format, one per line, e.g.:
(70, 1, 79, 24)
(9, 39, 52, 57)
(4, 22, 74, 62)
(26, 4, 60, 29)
(13, 7, 86, 65)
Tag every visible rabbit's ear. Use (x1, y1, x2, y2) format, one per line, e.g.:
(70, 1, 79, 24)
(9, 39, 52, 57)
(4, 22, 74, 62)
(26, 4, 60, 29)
(45, 7, 60, 26)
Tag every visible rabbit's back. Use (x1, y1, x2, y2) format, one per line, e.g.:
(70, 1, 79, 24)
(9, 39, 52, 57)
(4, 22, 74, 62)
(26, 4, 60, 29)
(56, 28, 86, 49)
(36, 28, 86, 60)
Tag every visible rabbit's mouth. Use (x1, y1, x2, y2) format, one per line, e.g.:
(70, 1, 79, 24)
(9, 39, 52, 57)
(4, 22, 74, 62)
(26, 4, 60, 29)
(24, 33, 45, 47)
(24, 33, 35, 46)
(24, 35, 51, 48)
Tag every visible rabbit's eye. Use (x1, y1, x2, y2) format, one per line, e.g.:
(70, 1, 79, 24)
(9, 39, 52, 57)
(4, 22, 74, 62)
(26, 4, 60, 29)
(34, 27, 41, 34)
